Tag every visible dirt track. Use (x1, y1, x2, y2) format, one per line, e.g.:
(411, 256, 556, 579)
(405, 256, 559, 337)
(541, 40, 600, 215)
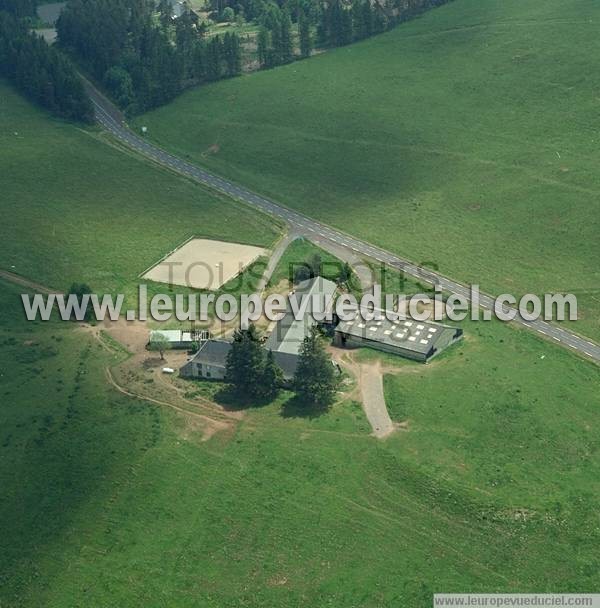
(0, 269, 57, 294)
(332, 349, 398, 439)
(358, 363, 395, 439)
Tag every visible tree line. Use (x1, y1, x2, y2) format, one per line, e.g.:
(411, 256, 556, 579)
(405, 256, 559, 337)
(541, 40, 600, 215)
(317, 0, 387, 48)
(209, 0, 456, 59)
(225, 325, 338, 408)
(0, 10, 93, 122)
(56, 0, 242, 114)
(317, 0, 455, 49)
(256, 4, 297, 68)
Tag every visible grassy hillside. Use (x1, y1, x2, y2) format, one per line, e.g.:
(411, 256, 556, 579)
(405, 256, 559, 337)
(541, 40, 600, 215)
(0, 82, 280, 301)
(135, 0, 600, 341)
(384, 318, 600, 508)
(2, 278, 600, 607)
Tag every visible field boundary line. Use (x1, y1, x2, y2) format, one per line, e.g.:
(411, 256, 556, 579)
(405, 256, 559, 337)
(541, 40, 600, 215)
(137, 234, 197, 279)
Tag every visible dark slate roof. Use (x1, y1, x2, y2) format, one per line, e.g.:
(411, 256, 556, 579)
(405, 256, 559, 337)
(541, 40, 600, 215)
(192, 339, 231, 367)
(270, 350, 299, 380)
(187, 339, 299, 380)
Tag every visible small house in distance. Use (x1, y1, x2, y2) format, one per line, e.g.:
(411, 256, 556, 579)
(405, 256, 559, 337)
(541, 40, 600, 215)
(167, 0, 186, 19)
(334, 316, 462, 362)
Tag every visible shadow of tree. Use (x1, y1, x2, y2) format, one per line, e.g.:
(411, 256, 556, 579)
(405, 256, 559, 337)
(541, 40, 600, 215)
(280, 394, 330, 419)
(212, 383, 333, 418)
(213, 384, 273, 411)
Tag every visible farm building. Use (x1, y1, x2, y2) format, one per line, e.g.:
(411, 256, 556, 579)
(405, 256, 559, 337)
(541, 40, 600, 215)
(334, 316, 462, 362)
(265, 276, 338, 355)
(149, 329, 209, 350)
(180, 340, 300, 381)
(180, 276, 339, 381)
(180, 340, 230, 380)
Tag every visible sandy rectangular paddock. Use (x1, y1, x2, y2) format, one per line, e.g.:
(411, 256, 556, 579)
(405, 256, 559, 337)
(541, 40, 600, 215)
(142, 238, 267, 290)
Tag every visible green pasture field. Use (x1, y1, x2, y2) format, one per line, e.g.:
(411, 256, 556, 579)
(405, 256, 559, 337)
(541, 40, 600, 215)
(0, 82, 281, 306)
(134, 0, 600, 341)
(267, 237, 347, 287)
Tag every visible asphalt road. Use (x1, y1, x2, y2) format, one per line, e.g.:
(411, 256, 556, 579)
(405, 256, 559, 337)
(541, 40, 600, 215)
(87, 86, 600, 364)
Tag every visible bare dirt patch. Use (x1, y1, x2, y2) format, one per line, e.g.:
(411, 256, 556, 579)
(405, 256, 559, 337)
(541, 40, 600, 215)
(141, 238, 267, 290)
(82, 318, 241, 442)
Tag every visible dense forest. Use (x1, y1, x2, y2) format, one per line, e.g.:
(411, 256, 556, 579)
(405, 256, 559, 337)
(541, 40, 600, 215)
(0, 10, 93, 122)
(57, 0, 242, 114)
(0, 0, 37, 18)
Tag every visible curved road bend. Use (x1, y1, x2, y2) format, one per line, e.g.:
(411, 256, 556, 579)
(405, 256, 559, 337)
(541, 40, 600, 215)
(87, 87, 600, 364)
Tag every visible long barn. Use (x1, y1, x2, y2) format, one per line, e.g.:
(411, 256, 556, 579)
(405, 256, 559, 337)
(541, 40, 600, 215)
(333, 316, 462, 362)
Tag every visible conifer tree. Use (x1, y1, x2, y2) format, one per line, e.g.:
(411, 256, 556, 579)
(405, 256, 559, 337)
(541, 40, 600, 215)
(257, 26, 270, 67)
(260, 350, 284, 400)
(293, 327, 337, 407)
(206, 35, 223, 80)
(298, 10, 312, 58)
(223, 32, 242, 76)
(279, 10, 293, 63)
(225, 325, 265, 399)
(157, 0, 172, 31)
